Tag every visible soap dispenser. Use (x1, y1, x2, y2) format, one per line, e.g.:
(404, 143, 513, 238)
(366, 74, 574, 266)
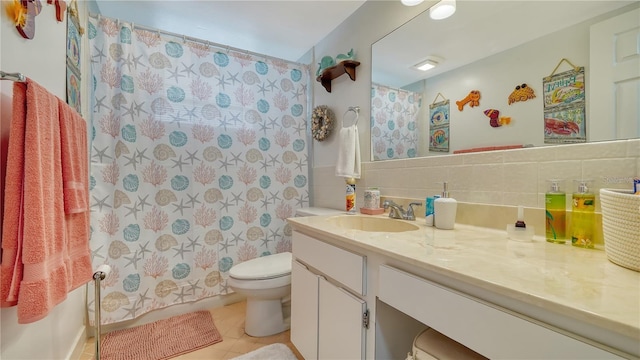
(434, 182, 457, 230)
(570, 179, 595, 248)
(545, 179, 566, 244)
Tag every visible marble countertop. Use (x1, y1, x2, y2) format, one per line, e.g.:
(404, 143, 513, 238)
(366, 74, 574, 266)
(287, 214, 640, 348)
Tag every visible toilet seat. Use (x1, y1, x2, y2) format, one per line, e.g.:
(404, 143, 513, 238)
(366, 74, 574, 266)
(229, 252, 292, 280)
(227, 274, 291, 290)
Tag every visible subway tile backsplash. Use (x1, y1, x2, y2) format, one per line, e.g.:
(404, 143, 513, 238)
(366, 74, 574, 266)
(313, 138, 639, 213)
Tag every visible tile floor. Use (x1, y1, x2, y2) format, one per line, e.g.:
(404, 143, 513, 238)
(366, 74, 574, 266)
(78, 301, 303, 360)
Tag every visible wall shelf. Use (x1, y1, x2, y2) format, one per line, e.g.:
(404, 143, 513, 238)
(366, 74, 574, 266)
(316, 60, 361, 93)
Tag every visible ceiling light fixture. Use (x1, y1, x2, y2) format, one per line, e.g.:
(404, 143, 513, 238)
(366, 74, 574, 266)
(413, 57, 441, 72)
(401, 0, 424, 6)
(429, 0, 456, 20)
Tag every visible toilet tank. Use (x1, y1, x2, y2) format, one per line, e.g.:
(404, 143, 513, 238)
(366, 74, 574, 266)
(295, 207, 344, 217)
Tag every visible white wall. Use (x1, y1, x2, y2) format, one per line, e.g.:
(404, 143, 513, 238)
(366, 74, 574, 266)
(1, 4, 88, 360)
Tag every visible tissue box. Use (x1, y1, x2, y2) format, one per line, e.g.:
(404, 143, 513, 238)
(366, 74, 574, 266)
(600, 189, 640, 272)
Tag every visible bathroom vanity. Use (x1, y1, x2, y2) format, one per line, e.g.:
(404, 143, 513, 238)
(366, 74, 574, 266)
(288, 215, 640, 359)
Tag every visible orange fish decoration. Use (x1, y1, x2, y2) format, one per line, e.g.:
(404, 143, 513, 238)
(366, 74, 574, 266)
(456, 90, 480, 111)
(484, 109, 511, 128)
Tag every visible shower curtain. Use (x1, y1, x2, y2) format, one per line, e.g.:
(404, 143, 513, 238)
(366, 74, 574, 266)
(88, 16, 309, 325)
(371, 83, 422, 160)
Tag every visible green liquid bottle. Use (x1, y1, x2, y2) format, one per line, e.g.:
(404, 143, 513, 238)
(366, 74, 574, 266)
(545, 180, 566, 244)
(570, 180, 595, 249)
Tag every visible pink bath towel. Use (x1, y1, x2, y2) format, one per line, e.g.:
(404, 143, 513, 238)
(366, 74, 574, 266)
(1, 82, 27, 307)
(58, 98, 92, 292)
(59, 99, 89, 214)
(0, 79, 92, 323)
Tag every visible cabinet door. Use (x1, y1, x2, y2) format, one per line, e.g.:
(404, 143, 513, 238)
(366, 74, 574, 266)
(291, 260, 319, 360)
(318, 277, 366, 360)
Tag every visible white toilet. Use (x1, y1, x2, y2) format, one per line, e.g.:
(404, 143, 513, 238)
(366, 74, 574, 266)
(227, 207, 343, 337)
(228, 252, 293, 337)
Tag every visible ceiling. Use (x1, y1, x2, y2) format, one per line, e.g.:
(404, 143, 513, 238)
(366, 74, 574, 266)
(93, 0, 367, 63)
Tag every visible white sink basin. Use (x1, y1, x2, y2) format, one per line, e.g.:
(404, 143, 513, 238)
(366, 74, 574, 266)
(326, 215, 420, 233)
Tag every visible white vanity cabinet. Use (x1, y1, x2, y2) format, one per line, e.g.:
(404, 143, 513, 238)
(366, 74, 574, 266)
(287, 215, 639, 360)
(291, 231, 368, 360)
(378, 265, 624, 359)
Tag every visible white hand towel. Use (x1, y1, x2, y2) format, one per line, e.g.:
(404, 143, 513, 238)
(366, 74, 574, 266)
(335, 125, 361, 179)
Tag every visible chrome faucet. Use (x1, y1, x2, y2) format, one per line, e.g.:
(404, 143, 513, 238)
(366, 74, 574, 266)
(382, 200, 422, 221)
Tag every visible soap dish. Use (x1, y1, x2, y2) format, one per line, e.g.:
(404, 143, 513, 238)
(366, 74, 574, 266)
(360, 207, 384, 215)
(506, 224, 535, 242)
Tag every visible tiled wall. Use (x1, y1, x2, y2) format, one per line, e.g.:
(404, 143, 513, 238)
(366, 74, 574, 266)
(312, 139, 639, 243)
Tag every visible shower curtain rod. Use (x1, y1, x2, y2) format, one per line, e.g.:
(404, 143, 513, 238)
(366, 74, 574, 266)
(0, 71, 26, 82)
(372, 82, 415, 94)
(88, 12, 308, 68)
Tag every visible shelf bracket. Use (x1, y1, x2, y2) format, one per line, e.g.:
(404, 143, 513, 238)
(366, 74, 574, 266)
(316, 60, 361, 93)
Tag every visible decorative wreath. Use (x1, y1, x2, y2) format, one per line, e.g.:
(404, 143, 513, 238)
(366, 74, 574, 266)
(311, 105, 335, 141)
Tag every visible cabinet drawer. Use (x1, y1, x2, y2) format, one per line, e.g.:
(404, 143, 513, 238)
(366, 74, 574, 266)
(293, 231, 366, 296)
(378, 265, 621, 359)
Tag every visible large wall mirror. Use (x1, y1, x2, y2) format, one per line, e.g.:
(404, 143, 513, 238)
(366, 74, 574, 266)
(371, 1, 639, 161)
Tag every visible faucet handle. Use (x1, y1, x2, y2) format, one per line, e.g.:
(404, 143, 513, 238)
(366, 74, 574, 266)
(406, 202, 422, 220)
(382, 199, 397, 209)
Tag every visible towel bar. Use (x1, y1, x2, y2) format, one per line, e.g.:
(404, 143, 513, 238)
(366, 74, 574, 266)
(0, 71, 26, 82)
(343, 106, 360, 127)
(93, 265, 111, 360)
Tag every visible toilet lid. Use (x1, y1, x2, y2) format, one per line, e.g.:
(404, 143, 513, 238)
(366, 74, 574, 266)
(229, 252, 292, 280)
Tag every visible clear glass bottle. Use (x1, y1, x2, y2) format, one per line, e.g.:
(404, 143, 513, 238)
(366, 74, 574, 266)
(545, 179, 566, 244)
(570, 180, 595, 248)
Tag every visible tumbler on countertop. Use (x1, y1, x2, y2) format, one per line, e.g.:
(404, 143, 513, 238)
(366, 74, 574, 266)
(363, 188, 380, 209)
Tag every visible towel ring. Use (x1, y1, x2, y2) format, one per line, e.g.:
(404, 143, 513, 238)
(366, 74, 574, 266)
(343, 106, 359, 128)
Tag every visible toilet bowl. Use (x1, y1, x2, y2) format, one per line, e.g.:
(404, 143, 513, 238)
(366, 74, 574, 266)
(227, 252, 292, 337)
